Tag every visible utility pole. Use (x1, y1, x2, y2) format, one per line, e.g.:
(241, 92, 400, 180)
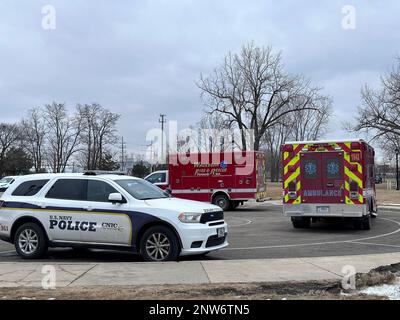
(159, 114, 167, 164)
(142, 140, 155, 173)
(396, 148, 399, 191)
(120, 136, 126, 172)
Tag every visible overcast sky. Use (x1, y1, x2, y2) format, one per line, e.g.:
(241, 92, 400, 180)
(0, 0, 399, 158)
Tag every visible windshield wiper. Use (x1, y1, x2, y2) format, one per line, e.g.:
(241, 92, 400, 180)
(141, 196, 167, 200)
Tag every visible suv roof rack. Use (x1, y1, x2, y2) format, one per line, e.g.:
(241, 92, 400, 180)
(83, 171, 126, 176)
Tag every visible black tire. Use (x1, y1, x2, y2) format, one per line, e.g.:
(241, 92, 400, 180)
(213, 194, 230, 211)
(140, 226, 180, 262)
(291, 217, 311, 229)
(14, 222, 47, 259)
(229, 201, 240, 210)
(370, 199, 378, 218)
(361, 215, 371, 230)
(353, 215, 371, 230)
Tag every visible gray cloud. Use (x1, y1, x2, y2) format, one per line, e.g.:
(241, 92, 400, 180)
(0, 0, 399, 156)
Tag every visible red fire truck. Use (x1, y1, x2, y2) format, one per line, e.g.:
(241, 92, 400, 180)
(281, 139, 377, 230)
(145, 151, 268, 210)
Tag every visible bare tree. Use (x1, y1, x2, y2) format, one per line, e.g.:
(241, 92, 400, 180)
(198, 42, 326, 151)
(44, 102, 83, 173)
(378, 132, 400, 165)
(263, 117, 292, 181)
(262, 97, 332, 181)
(350, 57, 400, 139)
(0, 123, 21, 175)
(77, 103, 120, 170)
(195, 113, 234, 152)
(289, 95, 332, 141)
(21, 108, 47, 173)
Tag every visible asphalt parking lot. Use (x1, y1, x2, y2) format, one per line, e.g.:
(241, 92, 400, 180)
(1, 202, 400, 262)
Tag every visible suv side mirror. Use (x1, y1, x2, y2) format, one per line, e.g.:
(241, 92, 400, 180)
(108, 193, 126, 204)
(165, 188, 172, 196)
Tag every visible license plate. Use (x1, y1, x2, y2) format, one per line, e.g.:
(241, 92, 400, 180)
(317, 206, 330, 214)
(217, 227, 225, 238)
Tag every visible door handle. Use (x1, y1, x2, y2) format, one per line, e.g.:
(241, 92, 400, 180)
(326, 183, 334, 187)
(85, 206, 93, 211)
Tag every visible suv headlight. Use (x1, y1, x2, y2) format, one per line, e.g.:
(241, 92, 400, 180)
(178, 212, 202, 223)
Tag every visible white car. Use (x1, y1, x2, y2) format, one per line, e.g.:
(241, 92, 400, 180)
(0, 173, 228, 261)
(144, 170, 168, 188)
(0, 176, 18, 192)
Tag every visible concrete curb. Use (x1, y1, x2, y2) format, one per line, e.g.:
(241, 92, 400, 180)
(1, 252, 400, 288)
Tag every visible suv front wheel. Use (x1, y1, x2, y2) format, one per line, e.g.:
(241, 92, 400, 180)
(14, 222, 48, 259)
(140, 226, 180, 262)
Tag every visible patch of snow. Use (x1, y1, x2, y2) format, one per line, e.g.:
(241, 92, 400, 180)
(360, 280, 400, 300)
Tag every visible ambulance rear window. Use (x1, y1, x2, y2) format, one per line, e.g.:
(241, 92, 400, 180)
(325, 158, 342, 179)
(303, 159, 318, 179)
(12, 180, 49, 196)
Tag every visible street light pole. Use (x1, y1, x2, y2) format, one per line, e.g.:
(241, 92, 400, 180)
(159, 114, 166, 164)
(396, 148, 399, 191)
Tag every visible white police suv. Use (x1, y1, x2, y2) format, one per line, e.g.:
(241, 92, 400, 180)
(0, 173, 228, 261)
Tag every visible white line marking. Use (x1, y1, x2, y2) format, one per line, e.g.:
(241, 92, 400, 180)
(351, 241, 400, 249)
(223, 217, 400, 251)
(0, 250, 16, 255)
(228, 219, 252, 227)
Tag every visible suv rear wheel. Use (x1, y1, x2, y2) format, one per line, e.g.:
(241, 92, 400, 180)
(140, 226, 180, 262)
(14, 222, 48, 259)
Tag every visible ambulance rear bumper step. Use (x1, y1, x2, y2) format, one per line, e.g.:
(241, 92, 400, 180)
(256, 197, 271, 202)
(283, 203, 368, 218)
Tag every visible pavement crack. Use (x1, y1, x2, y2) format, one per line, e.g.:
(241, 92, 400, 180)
(200, 262, 212, 284)
(299, 258, 343, 278)
(16, 269, 37, 284)
(58, 265, 81, 277)
(66, 264, 98, 286)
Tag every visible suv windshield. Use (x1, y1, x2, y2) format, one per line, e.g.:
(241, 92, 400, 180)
(115, 179, 168, 200)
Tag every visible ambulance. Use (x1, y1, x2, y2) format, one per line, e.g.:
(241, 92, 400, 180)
(145, 151, 268, 211)
(281, 139, 377, 230)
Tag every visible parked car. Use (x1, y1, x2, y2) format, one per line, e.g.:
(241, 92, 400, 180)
(374, 175, 383, 184)
(0, 173, 228, 261)
(0, 176, 18, 192)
